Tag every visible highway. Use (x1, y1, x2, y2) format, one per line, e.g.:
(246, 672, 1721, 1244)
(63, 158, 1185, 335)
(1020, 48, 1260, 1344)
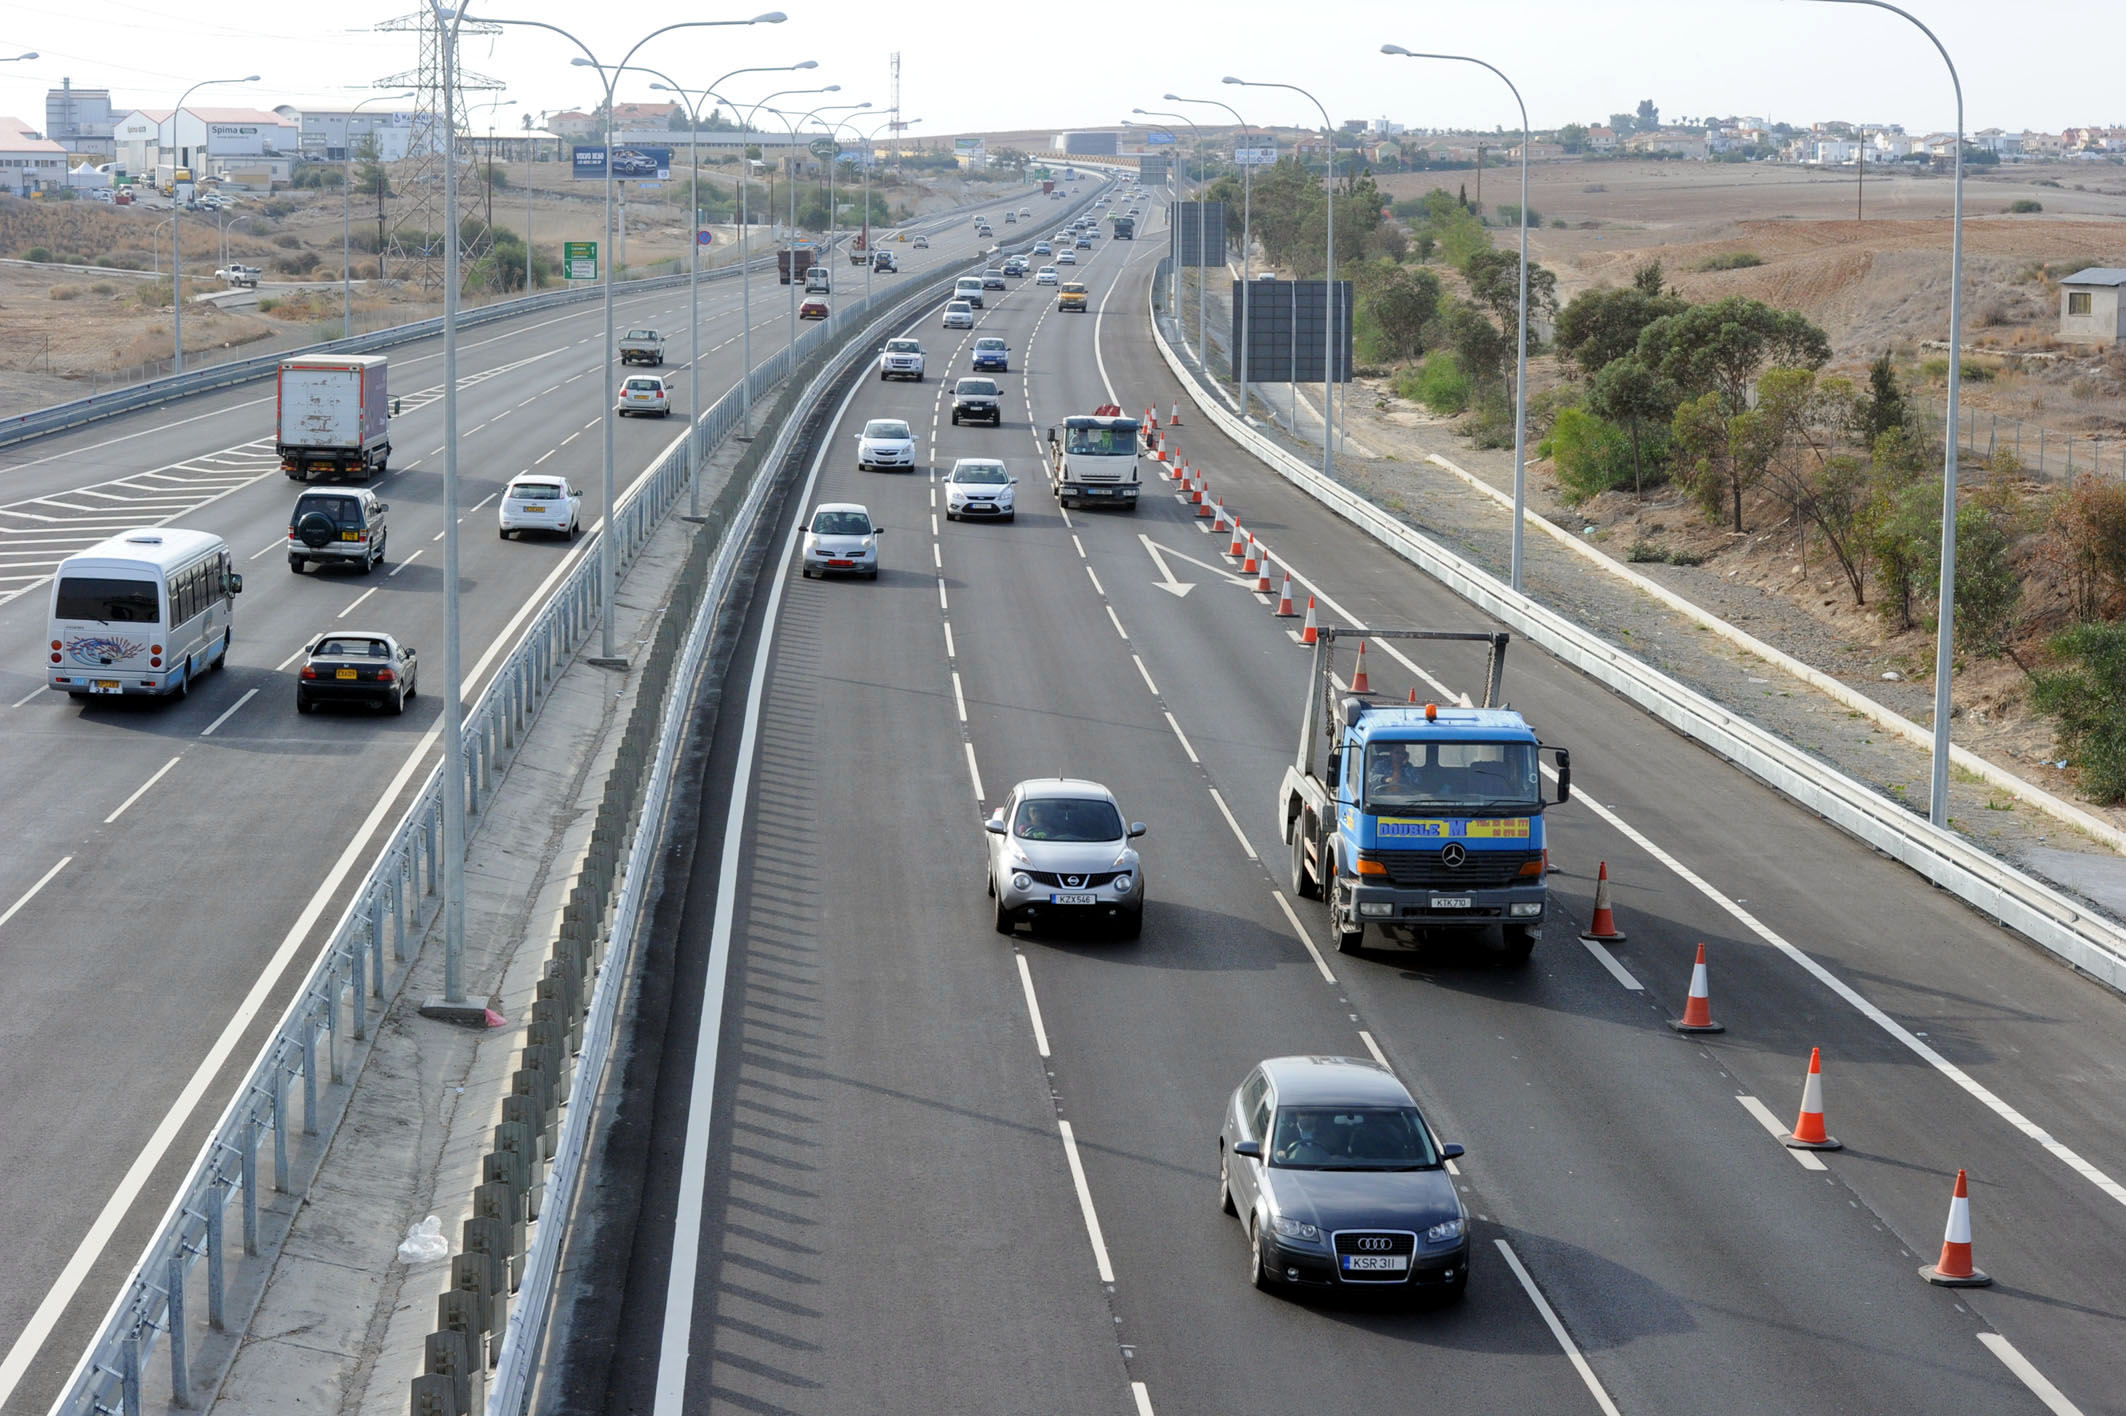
(0, 182, 1055, 1414)
(552, 192, 2126, 1415)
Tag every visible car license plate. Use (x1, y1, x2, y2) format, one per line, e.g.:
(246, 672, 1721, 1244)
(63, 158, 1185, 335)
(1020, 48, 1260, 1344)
(336, 667, 358, 680)
(1431, 896, 1473, 910)
(524, 504, 545, 513)
(93, 680, 121, 694)
(341, 530, 362, 541)
(828, 559, 853, 568)
(1085, 487, 1109, 495)
(1050, 892, 1097, 906)
(1342, 1255, 1410, 1272)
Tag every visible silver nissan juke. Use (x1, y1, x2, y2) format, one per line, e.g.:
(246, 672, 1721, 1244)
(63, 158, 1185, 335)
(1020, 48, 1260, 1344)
(985, 778, 1146, 938)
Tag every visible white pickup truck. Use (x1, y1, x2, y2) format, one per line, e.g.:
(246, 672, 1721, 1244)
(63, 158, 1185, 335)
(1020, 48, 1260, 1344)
(618, 328, 665, 366)
(215, 264, 261, 289)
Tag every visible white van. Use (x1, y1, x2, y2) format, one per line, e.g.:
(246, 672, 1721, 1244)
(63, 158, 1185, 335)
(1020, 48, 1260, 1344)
(47, 529, 242, 699)
(954, 275, 985, 310)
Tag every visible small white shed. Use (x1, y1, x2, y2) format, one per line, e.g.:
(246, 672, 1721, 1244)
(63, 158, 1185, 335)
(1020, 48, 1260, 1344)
(2058, 267, 2126, 346)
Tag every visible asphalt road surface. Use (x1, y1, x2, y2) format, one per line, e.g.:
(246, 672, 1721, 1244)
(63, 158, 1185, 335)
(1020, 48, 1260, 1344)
(557, 191, 2126, 1416)
(0, 181, 1060, 1415)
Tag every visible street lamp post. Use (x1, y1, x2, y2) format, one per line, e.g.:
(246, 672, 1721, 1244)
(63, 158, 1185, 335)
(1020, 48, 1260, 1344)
(166, 73, 259, 375)
(1171, 94, 1256, 420)
(1135, 108, 1208, 370)
(1383, 45, 1531, 592)
(345, 90, 413, 339)
(1227, 76, 1338, 484)
(1798, 0, 1966, 826)
(834, 113, 912, 314)
(761, 101, 869, 367)
(1122, 121, 1183, 317)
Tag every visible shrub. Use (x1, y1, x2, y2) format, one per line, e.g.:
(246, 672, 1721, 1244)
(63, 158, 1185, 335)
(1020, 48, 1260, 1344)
(2032, 622, 2126, 803)
(1395, 351, 1470, 415)
(1461, 384, 1518, 449)
(1493, 203, 1542, 229)
(274, 233, 303, 250)
(90, 281, 115, 295)
(1693, 251, 1764, 271)
(26, 246, 53, 263)
(256, 296, 280, 312)
(1549, 406, 1639, 501)
(48, 284, 82, 300)
(2008, 199, 2043, 214)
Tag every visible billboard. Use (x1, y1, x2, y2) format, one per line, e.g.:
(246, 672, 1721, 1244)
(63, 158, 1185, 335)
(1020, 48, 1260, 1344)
(1235, 143, 1277, 167)
(571, 145, 673, 180)
(1144, 131, 1176, 145)
(1232, 279, 1354, 384)
(1170, 201, 1228, 267)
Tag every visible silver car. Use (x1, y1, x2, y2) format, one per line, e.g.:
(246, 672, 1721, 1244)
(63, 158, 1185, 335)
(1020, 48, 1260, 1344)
(800, 502, 883, 579)
(985, 778, 1145, 937)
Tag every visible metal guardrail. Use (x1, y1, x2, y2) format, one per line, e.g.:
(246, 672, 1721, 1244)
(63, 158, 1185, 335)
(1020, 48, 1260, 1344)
(44, 182, 1108, 1416)
(0, 187, 1052, 453)
(1147, 258, 2126, 997)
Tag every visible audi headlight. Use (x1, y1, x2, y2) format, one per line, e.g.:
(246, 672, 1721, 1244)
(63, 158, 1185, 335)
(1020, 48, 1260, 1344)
(1012, 872, 1032, 891)
(1111, 874, 1133, 894)
(1425, 1218, 1465, 1245)
(1270, 1215, 1321, 1242)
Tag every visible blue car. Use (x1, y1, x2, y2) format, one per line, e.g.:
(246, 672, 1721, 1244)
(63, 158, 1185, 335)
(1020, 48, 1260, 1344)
(971, 337, 1010, 373)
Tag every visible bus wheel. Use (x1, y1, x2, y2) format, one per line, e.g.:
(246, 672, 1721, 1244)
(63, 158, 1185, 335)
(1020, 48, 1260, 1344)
(214, 628, 231, 668)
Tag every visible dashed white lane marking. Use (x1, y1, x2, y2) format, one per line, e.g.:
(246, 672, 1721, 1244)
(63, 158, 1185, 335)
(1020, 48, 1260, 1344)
(1162, 711, 1197, 763)
(942, 621, 956, 659)
(932, 543, 942, 570)
(1105, 605, 1128, 640)
(1015, 954, 1051, 1059)
(951, 671, 968, 723)
(274, 645, 306, 672)
(1579, 937, 1643, 991)
(1978, 1333, 2087, 1416)
(1207, 787, 1256, 861)
(964, 742, 984, 803)
(1735, 1095, 1828, 1171)
(932, 513, 939, 536)
(937, 578, 948, 611)
(535, 448, 557, 465)
(1131, 654, 1159, 697)
(337, 586, 379, 620)
(1271, 889, 1337, 984)
(388, 549, 424, 578)
(1057, 1119, 1117, 1285)
(1495, 1239, 1625, 1416)
(1085, 565, 1104, 596)
(198, 687, 258, 738)
(1072, 534, 1086, 558)
(249, 538, 282, 560)
(1131, 1383, 1156, 1416)
(1358, 1030, 1391, 1069)
(104, 755, 181, 824)
(10, 687, 43, 709)
(0, 857, 70, 934)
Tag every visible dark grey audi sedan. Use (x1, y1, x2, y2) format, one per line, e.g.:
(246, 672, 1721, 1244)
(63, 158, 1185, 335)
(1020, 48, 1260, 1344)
(1219, 1056, 1469, 1300)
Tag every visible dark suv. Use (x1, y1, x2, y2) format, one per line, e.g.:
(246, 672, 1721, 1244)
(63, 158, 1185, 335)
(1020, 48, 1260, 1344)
(288, 487, 389, 575)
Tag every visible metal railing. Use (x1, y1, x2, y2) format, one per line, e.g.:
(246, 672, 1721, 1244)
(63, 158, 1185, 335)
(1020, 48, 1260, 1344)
(45, 181, 1105, 1416)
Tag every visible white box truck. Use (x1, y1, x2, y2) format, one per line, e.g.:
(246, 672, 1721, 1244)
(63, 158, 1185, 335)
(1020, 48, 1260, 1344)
(277, 355, 392, 481)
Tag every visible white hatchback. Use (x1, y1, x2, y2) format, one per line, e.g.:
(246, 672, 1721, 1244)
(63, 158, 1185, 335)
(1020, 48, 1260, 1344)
(618, 375, 669, 417)
(943, 458, 1016, 523)
(857, 417, 917, 472)
(941, 300, 975, 329)
(801, 502, 882, 579)
(498, 477, 582, 539)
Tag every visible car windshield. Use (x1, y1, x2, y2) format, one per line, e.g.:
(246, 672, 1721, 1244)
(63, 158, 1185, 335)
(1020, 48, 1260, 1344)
(976, 339, 1006, 351)
(953, 463, 1008, 485)
(1065, 425, 1135, 456)
(947, 302, 971, 313)
(1013, 797, 1123, 842)
(54, 575, 159, 623)
(864, 421, 911, 441)
(313, 637, 389, 659)
(958, 380, 997, 396)
(811, 511, 872, 536)
(1269, 1106, 1438, 1170)
(886, 340, 921, 354)
(625, 329, 655, 340)
(1364, 741, 1542, 811)
(509, 482, 563, 501)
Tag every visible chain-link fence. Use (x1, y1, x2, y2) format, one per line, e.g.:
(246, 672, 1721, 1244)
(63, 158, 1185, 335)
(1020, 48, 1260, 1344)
(1918, 394, 2123, 482)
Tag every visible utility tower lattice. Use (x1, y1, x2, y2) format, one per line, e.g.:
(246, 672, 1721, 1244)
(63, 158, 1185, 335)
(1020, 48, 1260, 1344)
(374, 9, 503, 294)
(889, 51, 903, 133)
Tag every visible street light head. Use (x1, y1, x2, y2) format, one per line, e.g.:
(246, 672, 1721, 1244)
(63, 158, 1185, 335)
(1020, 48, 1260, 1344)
(1381, 44, 1413, 56)
(570, 57, 595, 68)
(242, 74, 261, 83)
(1162, 92, 1181, 101)
(651, 83, 672, 92)
(752, 10, 787, 21)
(795, 60, 819, 69)
(823, 83, 841, 91)
(1222, 76, 1243, 85)
(1131, 107, 1148, 114)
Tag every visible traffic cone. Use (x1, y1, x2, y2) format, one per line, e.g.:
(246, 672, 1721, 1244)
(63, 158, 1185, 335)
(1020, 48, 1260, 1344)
(1276, 573, 1297, 616)
(1669, 943, 1724, 1033)
(1171, 399, 1182, 426)
(1192, 476, 1207, 506)
(1408, 688, 1419, 704)
(1254, 555, 1274, 594)
(1242, 534, 1260, 575)
(1300, 597, 1318, 644)
(1580, 862, 1626, 944)
(1920, 1170, 1991, 1286)
(1211, 499, 1230, 532)
(1351, 640, 1372, 694)
(1784, 1047, 1841, 1151)
(1229, 523, 1247, 557)
(1147, 406, 1158, 429)
(1198, 493, 1216, 519)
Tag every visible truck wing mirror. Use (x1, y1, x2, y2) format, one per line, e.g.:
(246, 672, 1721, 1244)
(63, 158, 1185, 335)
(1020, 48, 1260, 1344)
(1552, 748, 1572, 803)
(391, 398, 401, 416)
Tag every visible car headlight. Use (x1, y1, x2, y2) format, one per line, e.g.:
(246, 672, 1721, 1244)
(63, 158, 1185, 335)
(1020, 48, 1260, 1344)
(1012, 872, 1032, 891)
(1426, 1218, 1465, 1245)
(1111, 874, 1132, 894)
(1270, 1215, 1321, 1242)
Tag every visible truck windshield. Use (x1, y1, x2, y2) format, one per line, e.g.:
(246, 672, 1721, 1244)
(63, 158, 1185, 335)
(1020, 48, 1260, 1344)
(1365, 741, 1541, 811)
(1065, 426, 1135, 456)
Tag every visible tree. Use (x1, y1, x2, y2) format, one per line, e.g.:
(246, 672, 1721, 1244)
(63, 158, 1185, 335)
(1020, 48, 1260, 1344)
(1753, 368, 1873, 602)
(1865, 474, 1939, 630)
(1554, 285, 1686, 377)
(1674, 390, 1778, 532)
(1636, 99, 1660, 130)
(1609, 112, 1638, 139)
(1587, 357, 1679, 497)
(1461, 247, 1558, 331)
(1635, 296, 1831, 411)
(2032, 622, 2126, 803)
(1439, 298, 1509, 384)
(1557, 123, 1589, 154)
(1366, 265, 1442, 361)
(1632, 259, 1665, 297)
(1857, 352, 1907, 445)
(1938, 502, 2024, 662)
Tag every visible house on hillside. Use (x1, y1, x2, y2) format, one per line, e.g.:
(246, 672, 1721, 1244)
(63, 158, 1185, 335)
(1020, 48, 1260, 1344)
(1586, 126, 1617, 152)
(1626, 129, 1707, 159)
(2059, 269, 2126, 346)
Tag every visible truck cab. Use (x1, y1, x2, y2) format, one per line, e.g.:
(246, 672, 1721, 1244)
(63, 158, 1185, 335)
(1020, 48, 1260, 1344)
(1044, 408, 1141, 510)
(1281, 630, 1569, 964)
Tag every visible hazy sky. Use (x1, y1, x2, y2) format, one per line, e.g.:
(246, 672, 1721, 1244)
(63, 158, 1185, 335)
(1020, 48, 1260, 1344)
(2, 0, 2114, 142)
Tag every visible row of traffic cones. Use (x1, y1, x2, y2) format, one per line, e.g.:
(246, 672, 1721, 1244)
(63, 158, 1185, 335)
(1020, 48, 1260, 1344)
(1587, 865, 1991, 1287)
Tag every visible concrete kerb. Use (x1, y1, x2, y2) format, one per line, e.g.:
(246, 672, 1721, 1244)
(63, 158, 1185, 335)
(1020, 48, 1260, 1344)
(1148, 282, 2126, 997)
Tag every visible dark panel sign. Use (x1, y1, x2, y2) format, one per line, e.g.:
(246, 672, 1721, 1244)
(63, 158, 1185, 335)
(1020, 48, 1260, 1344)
(1231, 279, 1354, 384)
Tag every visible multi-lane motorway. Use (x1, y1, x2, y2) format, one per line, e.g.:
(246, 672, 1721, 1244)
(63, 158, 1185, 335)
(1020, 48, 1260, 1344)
(550, 195, 2126, 1415)
(0, 186, 1047, 1414)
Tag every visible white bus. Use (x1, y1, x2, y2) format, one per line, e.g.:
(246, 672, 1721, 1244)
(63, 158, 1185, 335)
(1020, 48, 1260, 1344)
(47, 529, 243, 700)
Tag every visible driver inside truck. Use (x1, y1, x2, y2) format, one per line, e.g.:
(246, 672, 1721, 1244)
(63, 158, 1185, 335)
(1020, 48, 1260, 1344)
(1368, 744, 1420, 798)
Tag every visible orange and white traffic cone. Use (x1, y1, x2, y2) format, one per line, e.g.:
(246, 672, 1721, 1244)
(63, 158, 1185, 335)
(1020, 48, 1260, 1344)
(1147, 406, 1158, 429)
(1580, 862, 1626, 944)
(1212, 499, 1231, 532)
(1351, 640, 1372, 694)
(1171, 399, 1182, 426)
(1669, 943, 1724, 1033)
(1300, 596, 1319, 644)
(1192, 475, 1207, 506)
(1920, 1170, 1991, 1287)
(1254, 555, 1274, 594)
(1276, 573, 1298, 617)
(1229, 523, 1247, 557)
(1785, 1047, 1841, 1151)
(1198, 492, 1217, 519)
(1408, 687, 1419, 704)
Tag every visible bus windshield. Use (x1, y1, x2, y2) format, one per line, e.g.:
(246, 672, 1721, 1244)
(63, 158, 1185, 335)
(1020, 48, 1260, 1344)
(1066, 425, 1135, 457)
(55, 576, 160, 623)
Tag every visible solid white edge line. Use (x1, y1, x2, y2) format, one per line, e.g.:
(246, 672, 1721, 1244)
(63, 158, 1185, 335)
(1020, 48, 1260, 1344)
(964, 742, 985, 804)
(1735, 1095, 1828, 1171)
(651, 355, 868, 1416)
(198, 687, 258, 738)
(1579, 937, 1644, 992)
(1014, 954, 1051, 1059)
(1131, 1381, 1155, 1416)
(0, 856, 70, 934)
(1057, 1118, 1117, 1284)
(1207, 787, 1257, 861)
(1271, 889, 1337, 984)
(1494, 1238, 1624, 1416)
(1162, 711, 1198, 764)
(1977, 1333, 2087, 1416)
(1132, 654, 1159, 697)
(103, 755, 181, 824)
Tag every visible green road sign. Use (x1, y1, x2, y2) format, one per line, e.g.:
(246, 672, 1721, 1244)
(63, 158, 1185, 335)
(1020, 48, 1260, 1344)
(564, 240, 598, 280)
(808, 136, 839, 162)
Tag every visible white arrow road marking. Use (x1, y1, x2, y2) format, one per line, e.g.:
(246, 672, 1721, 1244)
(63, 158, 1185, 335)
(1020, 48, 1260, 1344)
(1139, 535, 1252, 595)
